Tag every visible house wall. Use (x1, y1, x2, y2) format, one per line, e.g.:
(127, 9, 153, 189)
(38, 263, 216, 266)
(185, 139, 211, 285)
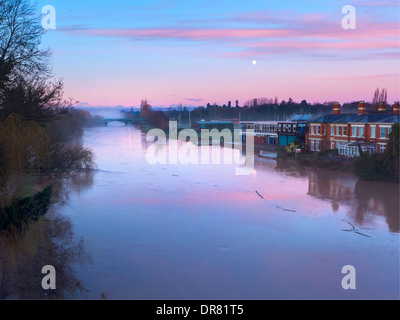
(306, 122, 393, 153)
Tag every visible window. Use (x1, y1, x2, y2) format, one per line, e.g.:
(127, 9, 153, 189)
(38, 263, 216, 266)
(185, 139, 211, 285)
(388, 127, 392, 135)
(331, 126, 335, 136)
(371, 127, 376, 138)
(316, 126, 321, 135)
(338, 143, 344, 155)
(311, 140, 315, 151)
(338, 127, 342, 136)
(283, 124, 287, 132)
(288, 125, 291, 132)
(316, 140, 320, 151)
(331, 141, 335, 150)
(343, 126, 347, 136)
(352, 127, 357, 137)
(278, 124, 282, 131)
(379, 144, 386, 153)
(380, 127, 386, 138)
(358, 127, 363, 137)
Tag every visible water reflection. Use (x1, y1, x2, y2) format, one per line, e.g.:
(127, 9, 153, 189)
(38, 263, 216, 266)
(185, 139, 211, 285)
(44, 125, 398, 299)
(353, 181, 399, 233)
(274, 160, 399, 233)
(0, 171, 94, 299)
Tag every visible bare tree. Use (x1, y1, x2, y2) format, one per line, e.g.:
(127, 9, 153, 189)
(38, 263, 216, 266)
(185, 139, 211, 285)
(0, 75, 68, 122)
(371, 87, 388, 111)
(0, 0, 51, 82)
(379, 88, 387, 105)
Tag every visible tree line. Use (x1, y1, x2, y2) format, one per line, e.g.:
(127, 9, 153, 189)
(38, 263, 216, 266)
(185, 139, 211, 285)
(161, 97, 392, 124)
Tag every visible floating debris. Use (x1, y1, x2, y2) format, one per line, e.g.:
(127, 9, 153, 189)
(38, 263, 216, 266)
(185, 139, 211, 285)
(282, 208, 297, 213)
(341, 220, 371, 238)
(255, 191, 265, 200)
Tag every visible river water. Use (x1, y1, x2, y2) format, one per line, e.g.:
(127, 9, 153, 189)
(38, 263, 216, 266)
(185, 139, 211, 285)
(1, 119, 399, 299)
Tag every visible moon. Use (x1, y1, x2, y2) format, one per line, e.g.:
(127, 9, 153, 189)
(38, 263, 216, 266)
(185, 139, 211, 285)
(252, 60, 257, 65)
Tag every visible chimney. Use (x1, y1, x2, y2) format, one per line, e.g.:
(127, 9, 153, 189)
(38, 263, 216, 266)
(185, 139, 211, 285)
(393, 101, 400, 115)
(358, 100, 366, 115)
(378, 102, 386, 112)
(332, 102, 341, 115)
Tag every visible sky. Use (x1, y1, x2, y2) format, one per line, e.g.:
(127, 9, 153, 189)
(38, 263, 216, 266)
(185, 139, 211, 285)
(36, 0, 400, 108)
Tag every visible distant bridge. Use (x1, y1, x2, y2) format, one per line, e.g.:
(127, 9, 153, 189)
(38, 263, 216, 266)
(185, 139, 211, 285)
(104, 118, 146, 126)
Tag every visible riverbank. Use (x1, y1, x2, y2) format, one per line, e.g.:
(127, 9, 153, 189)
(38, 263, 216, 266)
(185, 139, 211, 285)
(275, 151, 356, 173)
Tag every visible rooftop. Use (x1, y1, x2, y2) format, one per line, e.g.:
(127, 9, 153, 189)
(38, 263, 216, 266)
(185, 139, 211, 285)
(310, 113, 399, 124)
(193, 121, 233, 125)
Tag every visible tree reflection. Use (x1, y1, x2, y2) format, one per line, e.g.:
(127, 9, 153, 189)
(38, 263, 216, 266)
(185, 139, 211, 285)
(0, 170, 95, 299)
(353, 180, 399, 233)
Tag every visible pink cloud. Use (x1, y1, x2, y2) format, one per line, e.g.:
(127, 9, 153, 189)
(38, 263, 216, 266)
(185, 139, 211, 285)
(243, 40, 399, 50)
(70, 27, 293, 40)
(313, 73, 400, 81)
(62, 19, 398, 55)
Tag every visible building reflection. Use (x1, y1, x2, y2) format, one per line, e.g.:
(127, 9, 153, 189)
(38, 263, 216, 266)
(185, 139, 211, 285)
(307, 169, 399, 233)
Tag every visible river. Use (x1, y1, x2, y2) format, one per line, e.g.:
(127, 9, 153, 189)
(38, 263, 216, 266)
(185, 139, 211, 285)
(1, 118, 399, 299)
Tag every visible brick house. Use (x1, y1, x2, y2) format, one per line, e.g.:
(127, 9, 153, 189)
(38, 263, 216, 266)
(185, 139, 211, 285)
(306, 101, 399, 156)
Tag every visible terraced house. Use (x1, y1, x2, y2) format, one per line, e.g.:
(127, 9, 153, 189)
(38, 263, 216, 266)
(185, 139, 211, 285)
(306, 101, 400, 157)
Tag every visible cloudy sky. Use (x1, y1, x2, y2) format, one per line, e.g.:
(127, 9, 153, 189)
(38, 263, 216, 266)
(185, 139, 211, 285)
(37, 0, 399, 108)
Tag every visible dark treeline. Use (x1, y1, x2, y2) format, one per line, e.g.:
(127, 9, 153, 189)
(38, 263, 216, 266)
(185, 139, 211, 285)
(355, 123, 399, 183)
(164, 99, 381, 123)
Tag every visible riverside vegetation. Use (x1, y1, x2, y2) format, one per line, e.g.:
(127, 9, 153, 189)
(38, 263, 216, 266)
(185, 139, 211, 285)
(0, 0, 98, 299)
(277, 123, 399, 183)
(0, 0, 98, 232)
